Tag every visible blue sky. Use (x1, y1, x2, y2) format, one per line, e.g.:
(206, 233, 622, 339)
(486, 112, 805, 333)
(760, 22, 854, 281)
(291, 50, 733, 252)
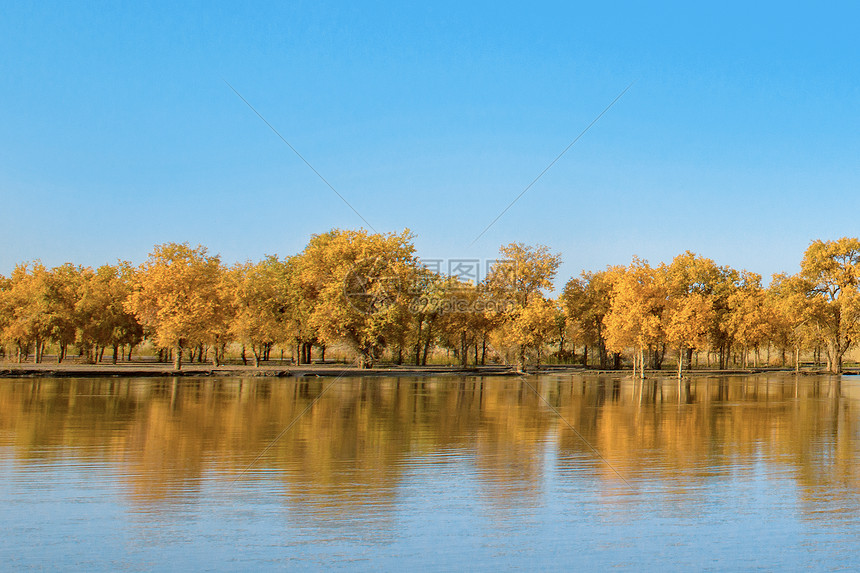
(1, 1, 857, 288)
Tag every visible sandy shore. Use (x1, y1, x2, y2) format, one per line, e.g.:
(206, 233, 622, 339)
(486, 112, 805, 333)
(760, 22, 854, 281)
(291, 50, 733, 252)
(0, 362, 526, 378)
(0, 361, 839, 378)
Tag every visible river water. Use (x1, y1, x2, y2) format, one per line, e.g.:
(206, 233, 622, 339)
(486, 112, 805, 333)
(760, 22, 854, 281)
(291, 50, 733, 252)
(1, 373, 859, 570)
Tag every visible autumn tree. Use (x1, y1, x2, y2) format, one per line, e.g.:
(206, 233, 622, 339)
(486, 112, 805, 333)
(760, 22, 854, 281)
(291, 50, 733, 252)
(435, 278, 504, 367)
(768, 273, 818, 372)
(486, 242, 561, 370)
(39, 263, 86, 362)
(664, 252, 718, 365)
(76, 262, 143, 364)
(725, 271, 773, 368)
(799, 238, 860, 373)
(0, 263, 54, 363)
(226, 256, 291, 367)
(561, 268, 620, 368)
(505, 296, 558, 368)
(434, 278, 475, 366)
(665, 293, 715, 378)
(277, 255, 320, 365)
(293, 229, 420, 368)
(603, 258, 668, 379)
(407, 268, 445, 366)
(125, 243, 225, 370)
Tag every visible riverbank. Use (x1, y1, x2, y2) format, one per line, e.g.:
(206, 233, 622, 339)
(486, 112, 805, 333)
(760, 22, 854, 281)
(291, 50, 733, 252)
(0, 362, 522, 378)
(0, 362, 849, 378)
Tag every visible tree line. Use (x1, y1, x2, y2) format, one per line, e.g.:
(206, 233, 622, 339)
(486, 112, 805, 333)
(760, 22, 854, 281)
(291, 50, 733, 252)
(1, 230, 858, 374)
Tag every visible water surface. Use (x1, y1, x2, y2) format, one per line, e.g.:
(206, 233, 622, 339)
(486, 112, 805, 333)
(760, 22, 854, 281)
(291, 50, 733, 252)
(1, 374, 859, 570)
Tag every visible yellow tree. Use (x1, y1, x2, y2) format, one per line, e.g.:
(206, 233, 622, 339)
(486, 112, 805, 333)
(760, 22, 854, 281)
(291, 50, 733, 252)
(45, 263, 87, 363)
(276, 255, 319, 365)
(226, 256, 292, 367)
(665, 293, 715, 378)
(561, 267, 622, 368)
(486, 243, 561, 370)
(435, 277, 477, 366)
(433, 278, 504, 367)
(603, 258, 667, 379)
(125, 243, 225, 370)
(294, 229, 419, 368)
(77, 262, 143, 364)
(407, 267, 445, 366)
(508, 296, 558, 368)
(768, 273, 818, 372)
(799, 238, 860, 373)
(106, 262, 146, 362)
(726, 271, 773, 368)
(1, 263, 54, 363)
(666, 251, 745, 369)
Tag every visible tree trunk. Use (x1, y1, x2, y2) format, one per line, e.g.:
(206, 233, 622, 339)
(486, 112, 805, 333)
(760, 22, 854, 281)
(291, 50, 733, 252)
(415, 318, 423, 366)
(422, 324, 433, 366)
(833, 351, 843, 374)
(632, 347, 638, 379)
(678, 347, 683, 380)
(174, 344, 182, 370)
(112, 345, 118, 364)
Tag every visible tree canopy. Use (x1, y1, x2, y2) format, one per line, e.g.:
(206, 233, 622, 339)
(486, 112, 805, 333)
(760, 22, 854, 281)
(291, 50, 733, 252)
(3, 234, 860, 374)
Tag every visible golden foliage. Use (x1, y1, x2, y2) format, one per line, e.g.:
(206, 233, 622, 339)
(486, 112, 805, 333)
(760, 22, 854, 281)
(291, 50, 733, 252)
(125, 243, 225, 368)
(3, 234, 860, 373)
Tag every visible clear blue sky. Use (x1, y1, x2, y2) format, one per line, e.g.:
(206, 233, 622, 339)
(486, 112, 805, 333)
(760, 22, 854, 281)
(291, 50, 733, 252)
(1, 1, 857, 287)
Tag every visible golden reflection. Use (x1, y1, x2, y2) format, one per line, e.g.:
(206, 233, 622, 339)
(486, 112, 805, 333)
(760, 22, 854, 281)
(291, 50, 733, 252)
(0, 375, 858, 519)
